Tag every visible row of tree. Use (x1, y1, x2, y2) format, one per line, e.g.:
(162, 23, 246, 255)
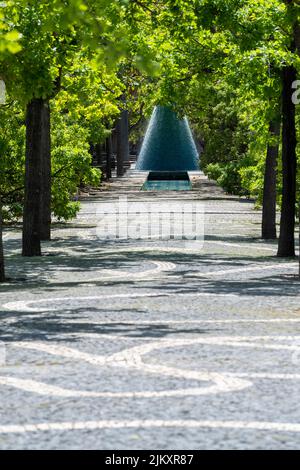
(0, 0, 155, 281)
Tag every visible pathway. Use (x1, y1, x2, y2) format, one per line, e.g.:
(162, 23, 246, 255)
(0, 169, 299, 450)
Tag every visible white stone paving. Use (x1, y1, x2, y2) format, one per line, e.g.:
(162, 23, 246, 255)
(0, 170, 299, 449)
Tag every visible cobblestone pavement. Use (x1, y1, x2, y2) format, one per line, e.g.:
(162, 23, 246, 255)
(0, 170, 300, 450)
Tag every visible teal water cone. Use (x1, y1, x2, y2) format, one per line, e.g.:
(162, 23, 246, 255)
(136, 106, 199, 172)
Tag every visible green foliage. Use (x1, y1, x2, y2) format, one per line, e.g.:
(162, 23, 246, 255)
(51, 111, 102, 221)
(0, 98, 103, 222)
(206, 162, 247, 196)
(0, 2, 21, 55)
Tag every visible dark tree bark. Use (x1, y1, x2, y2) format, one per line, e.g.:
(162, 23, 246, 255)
(116, 96, 129, 177)
(106, 136, 112, 180)
(0, 201, 5, 282)
(277, 65, 297, 257)
(22, 98, 44, 257)
(262, 118, 280, 240)
(39, 99, 51, 241)
(95, 143, 103, 167)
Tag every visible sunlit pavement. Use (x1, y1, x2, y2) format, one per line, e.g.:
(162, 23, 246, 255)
(0, 170, 299, 450)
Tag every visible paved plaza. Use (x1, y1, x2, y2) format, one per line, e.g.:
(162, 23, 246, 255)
(0, 170, 299, 450)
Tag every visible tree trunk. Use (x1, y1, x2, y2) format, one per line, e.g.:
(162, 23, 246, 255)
(39, 99, 51, 241)
(116, 96, 129, 177)
(0, 201, 5, 282)
(277, 66, 297, 257)
(106, 136, 112, 180)
(22, 98, 45, 257)
(262, 118, 280, 239)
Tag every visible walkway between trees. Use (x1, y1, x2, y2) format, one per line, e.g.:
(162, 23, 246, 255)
(0, 168, 299, 449)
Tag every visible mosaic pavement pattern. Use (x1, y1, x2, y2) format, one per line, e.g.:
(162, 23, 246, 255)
(0, 170, 299, 450)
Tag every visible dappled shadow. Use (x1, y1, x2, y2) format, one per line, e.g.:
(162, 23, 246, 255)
(0, 307, 214, 342)
(0, 232, 298, 297)
(204, 234, 279, 246)
(1, 216, 299, 305)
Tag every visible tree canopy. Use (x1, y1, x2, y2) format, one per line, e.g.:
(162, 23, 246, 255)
(1, 0, 300, 279)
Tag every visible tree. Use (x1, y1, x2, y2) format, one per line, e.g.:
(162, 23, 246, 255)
(116, 95, 130, 177)
(134, 0, 298, 256)
(0, 0, 22, 281)
(262, 115, 281, 239)
(106, 136, 113, 180)
(278, 64, 297, 256)
(2, 2, 83, 254)
(277, 0, 300, 257)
